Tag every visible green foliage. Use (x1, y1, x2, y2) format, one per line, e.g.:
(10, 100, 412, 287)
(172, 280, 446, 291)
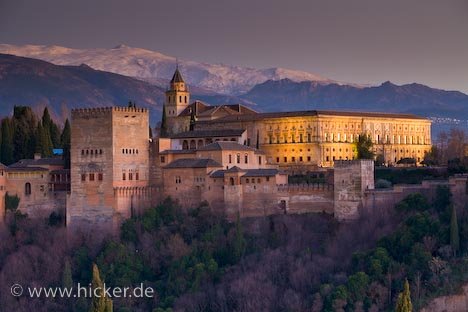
(5, 192, 20, 211)
(160, 104, 168, 137)
(355, 133, 374, 159)
(0, 118, 14, 165)
(395, 193, 430, 213)
(375, 167, 447, 185)
(62, 258, 73, 289)
(346, 272, 369, 301)
(90, 263, 113, 312)
(450, 205, 460, 256)
(395, 279, 413, 312)
(61, 119, 71, 169)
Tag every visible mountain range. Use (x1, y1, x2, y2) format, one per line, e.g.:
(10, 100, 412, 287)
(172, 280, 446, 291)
(1, 44, 468, 135)
(0, 44, 338, 95)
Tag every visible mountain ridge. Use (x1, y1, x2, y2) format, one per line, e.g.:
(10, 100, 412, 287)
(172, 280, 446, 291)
(0, 43, 339, 95)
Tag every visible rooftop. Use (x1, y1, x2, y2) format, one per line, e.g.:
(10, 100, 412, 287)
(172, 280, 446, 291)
(164, 158, 223, 169)
(171, 129, 245, 139)
(170, 68, 185, 83)
(198, 141, 264, 153)
(9, 158, 64, 168)
(197, 109, 429, 123)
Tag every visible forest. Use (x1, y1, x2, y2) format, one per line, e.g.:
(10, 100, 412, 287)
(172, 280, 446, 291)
(0, 106, 70, 167)
(0, 184, 467, 311)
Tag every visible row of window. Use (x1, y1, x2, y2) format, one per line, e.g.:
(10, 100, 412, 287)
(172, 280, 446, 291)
(122, 171, 139, 181)
(81, 173, 103, 182)
(276, 156, 313, 163)
(81, 149, 103, 156)
(167, 95, 188, 104)
(122, 148, 139, 155)
(245, 177, 270, 184)
(267, 133, 428, 145)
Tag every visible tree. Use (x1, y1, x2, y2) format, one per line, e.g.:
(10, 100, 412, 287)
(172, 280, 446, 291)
(395, 279, 412, 312)
(355, 133, 374, 159)
(450, 204, 460, 256)
(61, 119, 71, 169)
(232, 213, 246, 262)
(160, 104, 168, 137)
(90, 263, 113, 312)
(36, 122, 53, 157)
(62, 258, 73, 289)
(1, 118, 14, 165)
(12, 106, 37, 161)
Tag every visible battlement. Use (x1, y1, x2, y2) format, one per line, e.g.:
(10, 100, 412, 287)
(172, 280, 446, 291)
(277, 183, 333, 192)
(334, 159, 374, 168)
(71, 106, 149, 118)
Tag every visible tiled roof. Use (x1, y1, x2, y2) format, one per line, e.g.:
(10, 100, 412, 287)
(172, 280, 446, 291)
(210, 170, 225, 178)
(171, 129, 245, 139)
(164, 158, 222, 169)
(9, 158, 64, 168)
(170, 68, 185, 83)
(179, 102, 257, 118)
(7, 166, 48, 172)
(209, 168, 281, 178)
(198, 110, 428, 123)
(242, 169, 279, 177)
(198, 141, 261, 152)
(160, 149, 196, 155)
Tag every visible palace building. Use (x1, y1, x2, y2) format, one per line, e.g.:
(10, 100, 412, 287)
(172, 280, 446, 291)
(164, 68, 432, 170)
(0, 67, 442, 229)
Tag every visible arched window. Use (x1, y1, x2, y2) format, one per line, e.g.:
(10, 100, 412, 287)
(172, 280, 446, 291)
(237, 154, 241, 164)
(244, 153, 248, 164)
(230, 177, 235, 185)
(197, 139, 203, 148)
(25, 182, 31, 196)
(190, 140, 196, 150)
(182, 140, 189, 150)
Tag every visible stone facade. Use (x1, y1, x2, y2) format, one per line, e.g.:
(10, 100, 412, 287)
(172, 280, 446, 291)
(66, 107, 151, 232)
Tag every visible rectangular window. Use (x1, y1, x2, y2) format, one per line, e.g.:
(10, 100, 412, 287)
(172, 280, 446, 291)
(81, 174, 86, 182)
(292, 157, 296, 162)
(89, 173, 95, 181)
(122, 173, 126, 181)
(307, 156, 311, 162)
(98, 173, 103, 181)
(136, 172, 139, 180)
(129, 173, 133, 180)
(244, 154, 248, 164)
(229, 154, 232, 163)
(160, 156, 165, 163)
(276, 157, 280, 163)
(284, 157, 287, 163)
(237, 154, 241, 164)
(258, 156, 262, 165)
(299, 156, 303, 162)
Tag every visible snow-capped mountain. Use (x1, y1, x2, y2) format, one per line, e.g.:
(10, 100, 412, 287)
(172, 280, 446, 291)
(0, 44, 337, 95)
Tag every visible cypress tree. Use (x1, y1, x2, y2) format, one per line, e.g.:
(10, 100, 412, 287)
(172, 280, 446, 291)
(1, 118, 14, 165)
(355, 133, 375, 160)
(160, 104, 168, 137)
(61, 119, 71, 169)
(12, 106, 37, 161)
(395, 279, 413, 312)
(90, 263, 112, 312)
(62, 258, 73, 289)
(450, 204, 460, 256)
(233, 213, 246, 262)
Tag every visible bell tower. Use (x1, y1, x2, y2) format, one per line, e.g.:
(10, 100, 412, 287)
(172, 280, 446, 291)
(165, 66, 190, 117)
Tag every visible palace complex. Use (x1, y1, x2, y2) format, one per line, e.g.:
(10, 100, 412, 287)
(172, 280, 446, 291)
(3, 68, 465, 233)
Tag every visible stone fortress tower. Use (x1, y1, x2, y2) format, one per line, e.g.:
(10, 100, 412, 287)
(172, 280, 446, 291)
(66, 107, 151, 232)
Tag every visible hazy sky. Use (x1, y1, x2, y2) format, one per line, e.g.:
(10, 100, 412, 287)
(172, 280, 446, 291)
(1, 0, 467, 93)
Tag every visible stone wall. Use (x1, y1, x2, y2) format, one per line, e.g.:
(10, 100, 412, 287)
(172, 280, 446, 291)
(334, 160, 374, 221)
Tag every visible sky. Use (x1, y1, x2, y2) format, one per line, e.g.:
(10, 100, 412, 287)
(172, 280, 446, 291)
(1, 0, 468, 93)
